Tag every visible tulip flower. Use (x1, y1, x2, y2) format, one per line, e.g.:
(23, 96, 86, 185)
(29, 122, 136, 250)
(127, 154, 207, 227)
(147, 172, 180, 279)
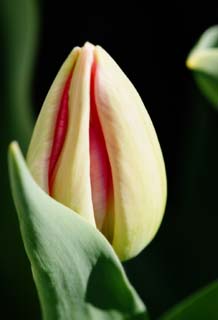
(27, 42, 167, 260)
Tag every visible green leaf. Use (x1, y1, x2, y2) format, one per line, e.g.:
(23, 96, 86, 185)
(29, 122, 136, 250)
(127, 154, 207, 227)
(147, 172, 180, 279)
(186, 25, 218, 108)
(8, 141, 149, 320)
(159, 280, 218, 320)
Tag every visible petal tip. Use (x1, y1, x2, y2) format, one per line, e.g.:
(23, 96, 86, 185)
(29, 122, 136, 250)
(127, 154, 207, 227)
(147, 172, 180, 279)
(186, 53, 197, 69)
(83, 41, 95, 51)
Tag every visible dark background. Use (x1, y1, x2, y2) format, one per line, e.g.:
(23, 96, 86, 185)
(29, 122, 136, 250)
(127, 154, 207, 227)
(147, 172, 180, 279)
(1, 2, 218, 319)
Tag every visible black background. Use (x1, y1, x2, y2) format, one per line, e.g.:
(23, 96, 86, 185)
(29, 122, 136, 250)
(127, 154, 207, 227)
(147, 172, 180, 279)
(2, 2, 218, 319)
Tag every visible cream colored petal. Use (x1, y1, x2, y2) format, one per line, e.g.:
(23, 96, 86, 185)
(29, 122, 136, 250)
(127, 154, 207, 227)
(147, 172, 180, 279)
(52, 43, 96, 226)
(27, 47, 80, 191)
(94, 46, 167, 260)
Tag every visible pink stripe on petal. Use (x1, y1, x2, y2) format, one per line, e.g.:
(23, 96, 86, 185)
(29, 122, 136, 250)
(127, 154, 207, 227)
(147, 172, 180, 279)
(48, 70, 73, 194)
(89, 61, 113, 230)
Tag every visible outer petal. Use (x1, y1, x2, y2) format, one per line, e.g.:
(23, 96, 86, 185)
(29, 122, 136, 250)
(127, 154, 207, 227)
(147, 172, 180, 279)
(94, 46, 167, 260)
(27, 47, 80, 191)
(52, 43, 96, 226)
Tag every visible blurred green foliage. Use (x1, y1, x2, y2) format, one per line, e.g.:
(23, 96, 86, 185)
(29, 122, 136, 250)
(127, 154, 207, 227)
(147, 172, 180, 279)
(160, 281, 218, 320)
(0, 0, 40, 318)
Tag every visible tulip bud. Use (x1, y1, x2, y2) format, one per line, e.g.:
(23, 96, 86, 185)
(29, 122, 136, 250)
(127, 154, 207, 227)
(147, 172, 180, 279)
(186, 25, 218, 108)
(27, 42, 167, 260)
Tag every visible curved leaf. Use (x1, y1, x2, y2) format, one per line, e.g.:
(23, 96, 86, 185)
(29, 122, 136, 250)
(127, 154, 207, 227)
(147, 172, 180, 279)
(159, 280, 218, 320)
(186, 26, 218, 108)
(8, 142, 149, 320)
